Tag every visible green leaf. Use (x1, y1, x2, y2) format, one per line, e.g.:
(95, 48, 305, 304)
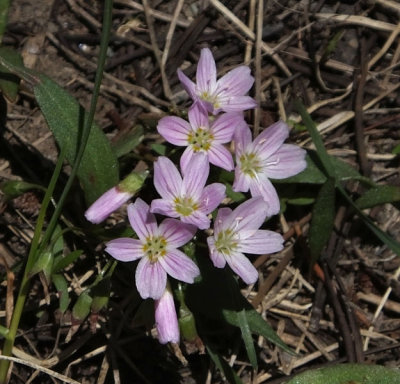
(206, 346, 243, 384)
(52, 273, 70, 313)
(392, 143, 400, 155)
(356, 185, 400, 209)
(287, 197, 315, 205)
(151, 143, 167, 155)
(309, 178, 336, 264)
(223, 308, 293, 355)
(111, 125, 144, 158)
(0, 324, 9, 338)
(53, 249, 83, 273)
(0, 47, 21, 102)
(237, 309, 257, 369)
(33, 75, 119, 204)
(72, 291, 93, 321)
(285, 363, 400, 384)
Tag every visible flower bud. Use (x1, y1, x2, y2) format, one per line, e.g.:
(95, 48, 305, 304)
(154, 286, 179, 344)
(84, 170, 148, 224)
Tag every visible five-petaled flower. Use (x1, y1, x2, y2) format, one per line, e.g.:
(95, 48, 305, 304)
(105, 198, 199, 300)
(177, 47, 257, 115)
(233, 121, 307, 216)
(150, 154, 226, 230)
(207, 197, 284, 284)
(158, 102, 244, 171)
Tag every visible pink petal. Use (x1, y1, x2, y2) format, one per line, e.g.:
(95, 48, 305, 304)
(155, 288, 180, 344)
(225, 251, 258, 284)
(157, 116, 190, 146)
(264, 144, 307, 179)
(229, 197, 269, 232)
(207, 237, 226, 268)
(208, 144, 234, 171)
(159, 249, 200, 283)
(211, 112, 243, 143)
(177, 69, 196, 99)
(188, 102, 209, 129)
(197, 48, 217, 94)
(154, 156, 182, 200)
(199, 183, 226, 214)
(254, 121, 289, 158)
(182, 153, 209, 200)
(233, 122, 252, 154)
(213, 207, 232, 233)
(218, 96, 257, 113)
(249, 178, 280, 216)
(217, 66, 254, 96)
(232, 166, 251, 192)
(150, 199, 177, 218)
(135, 258, 167, 299)
(159, 218, 196, 248)
(238, 230, 284, 255)
(128, 199, 158, 241)
(105, 238, 143, 262)
(182, 210, 210, 230)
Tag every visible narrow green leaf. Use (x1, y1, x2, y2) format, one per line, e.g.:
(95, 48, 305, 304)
(309, 178, 336, 264)
(223, 309, 294, 355)
(34, 75, 119, 204)
(338, 184, 400, 256)
(237, 309, 258, 369)
(287, 197, 315, 205)
(356, 185, 400, 209)
(286, 363, 400, 384)
(52, 274, 70, 313)
(295, 101, 335, 178)
(53, 249, 83, 273)
(0, 47, 22, 102)
(206, 346, 243, 384)
(0, 325, 9, 338)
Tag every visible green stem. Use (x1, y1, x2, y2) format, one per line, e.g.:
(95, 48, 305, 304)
(0, 0, 114, 381)
(0, 0, 10, 44)
(0, 147, 66, 383)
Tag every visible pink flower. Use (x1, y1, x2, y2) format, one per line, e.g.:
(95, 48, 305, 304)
(207, 197, 284, 284)
(158, 103, 243, 171)
(84, 171, 148, 224)
(177, 48, 257, 114)
(233, 121, 307, 216)
(150, 154, 226, 230)
(105, 198, 199, 300)
(155, 286, 180, 344)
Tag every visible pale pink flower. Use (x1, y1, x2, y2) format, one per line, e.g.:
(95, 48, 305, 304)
(151, 154, 226, 230)
(105, 198, 199, 300)
(233, 121, 307, 216)
(177, 48, 257, 114)
(158, 103, 243, 171)
(207, 197, 284, 284)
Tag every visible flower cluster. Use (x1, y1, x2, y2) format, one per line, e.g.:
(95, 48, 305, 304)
(85, 47, 307, 344)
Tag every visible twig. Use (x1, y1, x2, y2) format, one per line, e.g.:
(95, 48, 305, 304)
(0, 355, 80, 384)
(208, 0, 291, 76)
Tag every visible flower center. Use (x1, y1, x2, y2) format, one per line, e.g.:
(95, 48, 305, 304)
(199, 91, 220, 110)
(174, 196, 199, 217)
(239, 152, 262, 178)
(215, 229, 238, 256)
(142, 236, 167, 263)
(187, 127, 214, 152)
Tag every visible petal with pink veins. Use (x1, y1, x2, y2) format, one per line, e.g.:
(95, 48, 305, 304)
(157, 116, 191, 146)
(159, 249, 200, 283)
(135, 258, 167, 299)
(105, 238, 143, 262)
